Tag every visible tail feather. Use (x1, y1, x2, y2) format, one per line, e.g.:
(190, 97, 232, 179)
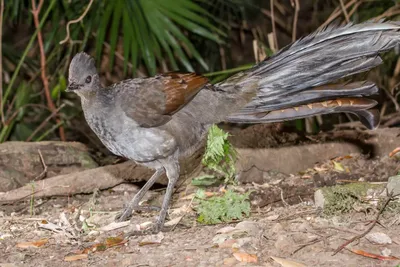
(222, 21, 400, 128)
(227, 98, 379, 129)
(239, 81, 378, 113)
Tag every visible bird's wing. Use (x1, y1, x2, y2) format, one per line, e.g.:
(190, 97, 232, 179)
(119, 72, 209, 128)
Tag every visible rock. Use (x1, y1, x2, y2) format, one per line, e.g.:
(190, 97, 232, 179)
(234, 221, 260, 236)
(381, 247, 392, 257)
(387, 175, 400, 196)
(0, 141, 98, 192)
(365, 232, 392, 245)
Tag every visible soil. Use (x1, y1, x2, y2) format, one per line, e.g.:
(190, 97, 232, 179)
(1, 125, 400, 267)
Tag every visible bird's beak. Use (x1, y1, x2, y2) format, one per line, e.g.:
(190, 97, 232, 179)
(66, 82, 80, 92)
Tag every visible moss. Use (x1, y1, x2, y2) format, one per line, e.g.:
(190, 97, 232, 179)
(320, 182, 385, 216)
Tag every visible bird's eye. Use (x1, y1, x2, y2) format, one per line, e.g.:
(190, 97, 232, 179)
(85, 75, 92, 83)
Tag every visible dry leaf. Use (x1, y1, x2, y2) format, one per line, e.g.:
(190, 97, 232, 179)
(218, 239, 237, 248)
(223, 257, 237, 265)
(350, 249, 399, 260)
(389, 147, 400, 158)
(164, 216, 183, 227)
(16, 239, 48, 248)
(270, 256, 307, 267)
(64, 254, 88, 262)
(105, 236, 127, 247)
(139, 232, 164, 246)
(233, 252, 258, 263)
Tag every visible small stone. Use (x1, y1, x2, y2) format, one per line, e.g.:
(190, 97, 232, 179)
(387, 175, 400, 196)
(365, 232, 392, 245)
(235, 221, 260, 236)
(381, 247, 391, 257)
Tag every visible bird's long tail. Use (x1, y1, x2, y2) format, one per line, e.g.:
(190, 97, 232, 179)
(224, 21, 400, 129)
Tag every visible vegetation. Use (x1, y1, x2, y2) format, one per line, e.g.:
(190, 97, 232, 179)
(0, 0, 399, 145)
(194, 189, 251, 224)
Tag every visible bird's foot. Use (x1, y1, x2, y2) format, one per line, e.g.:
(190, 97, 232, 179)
(123, 220, 170, 237)
(115, 204, 161, 222)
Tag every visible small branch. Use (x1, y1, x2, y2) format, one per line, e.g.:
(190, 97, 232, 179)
(0, 0, 4, 125)
(31, 0, 65, 141)
(319, 0, 361, 30)
(332, 191, 398, 255)
(33, 149, 48, 181)
(339, 0, 350, 23)
(59, 0, 94, 45)
(270, 0, 279, 50)
(291, 0, 300, 42)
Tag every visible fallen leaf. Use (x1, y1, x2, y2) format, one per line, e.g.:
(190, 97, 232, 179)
(205, 191, 216, 197)
(139, 232, 164, 246)
(350, 249, 399, 260)
(164, 216, 183, 227)
(16, 239, 48, 248)
(332, 161, 345, 172)
(218, 239, 237, 248)
(389, 147, 400, 158)
(233, 252, 257, 263)
(223, 257, 237, 265)
(105, 236, 127, 247)
(64, 254, 88, 262)
(270, 256, 307, 267)
(137, 221, 153, 230)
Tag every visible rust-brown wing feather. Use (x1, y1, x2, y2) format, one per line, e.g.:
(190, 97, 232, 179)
(119, 72, 209, 128)
(160, 72, 209, 114)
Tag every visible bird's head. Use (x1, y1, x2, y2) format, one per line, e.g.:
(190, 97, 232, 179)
(67, 52, 101, 95)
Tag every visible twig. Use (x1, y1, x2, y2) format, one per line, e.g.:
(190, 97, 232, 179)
(171, 195, 195, 232)
(291, 0, 300, 42)
(291, 237, 328, 255)
(319, 0, 361, 30)
(31, 0, 65, 141)
(339, 0, 350, 23)
(59, 0, 94, 45)
(270, 0, 279, 50)
(332, 191, 398, 255)
(26, 103, 65, 142)
(34, 149, 48, 181)
(0, 0, 4, 124)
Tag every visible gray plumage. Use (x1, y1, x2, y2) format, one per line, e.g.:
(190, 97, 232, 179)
(68, 21, 400, 232)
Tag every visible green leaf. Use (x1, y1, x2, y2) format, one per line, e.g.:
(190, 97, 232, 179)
(195, 190, 251, 224)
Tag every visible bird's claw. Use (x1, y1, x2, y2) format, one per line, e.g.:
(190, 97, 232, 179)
(115, 205, 161, 222)
(123, 221, 168, 237)
(115, 207, 133, 222)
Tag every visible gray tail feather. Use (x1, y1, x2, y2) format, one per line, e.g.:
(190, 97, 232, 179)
(224, 21, 400, 128)
(227, 98, 380, 129)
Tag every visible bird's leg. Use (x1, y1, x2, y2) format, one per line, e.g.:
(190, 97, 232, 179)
(153, 161, 180, 232)
(116, 168, 165, 222)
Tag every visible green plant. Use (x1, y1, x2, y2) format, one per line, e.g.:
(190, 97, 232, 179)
(192, 125, 237, 186)
(195, 189, 251, 224)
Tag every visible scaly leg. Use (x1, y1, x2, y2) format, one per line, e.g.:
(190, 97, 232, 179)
(153, 161, 180, 232)
(116, 168, 165, 222)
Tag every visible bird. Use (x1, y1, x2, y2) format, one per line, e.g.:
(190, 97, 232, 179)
(67, 21, 400, 233)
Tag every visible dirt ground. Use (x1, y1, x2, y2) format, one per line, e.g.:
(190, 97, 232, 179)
(1, 126, 400, 267)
